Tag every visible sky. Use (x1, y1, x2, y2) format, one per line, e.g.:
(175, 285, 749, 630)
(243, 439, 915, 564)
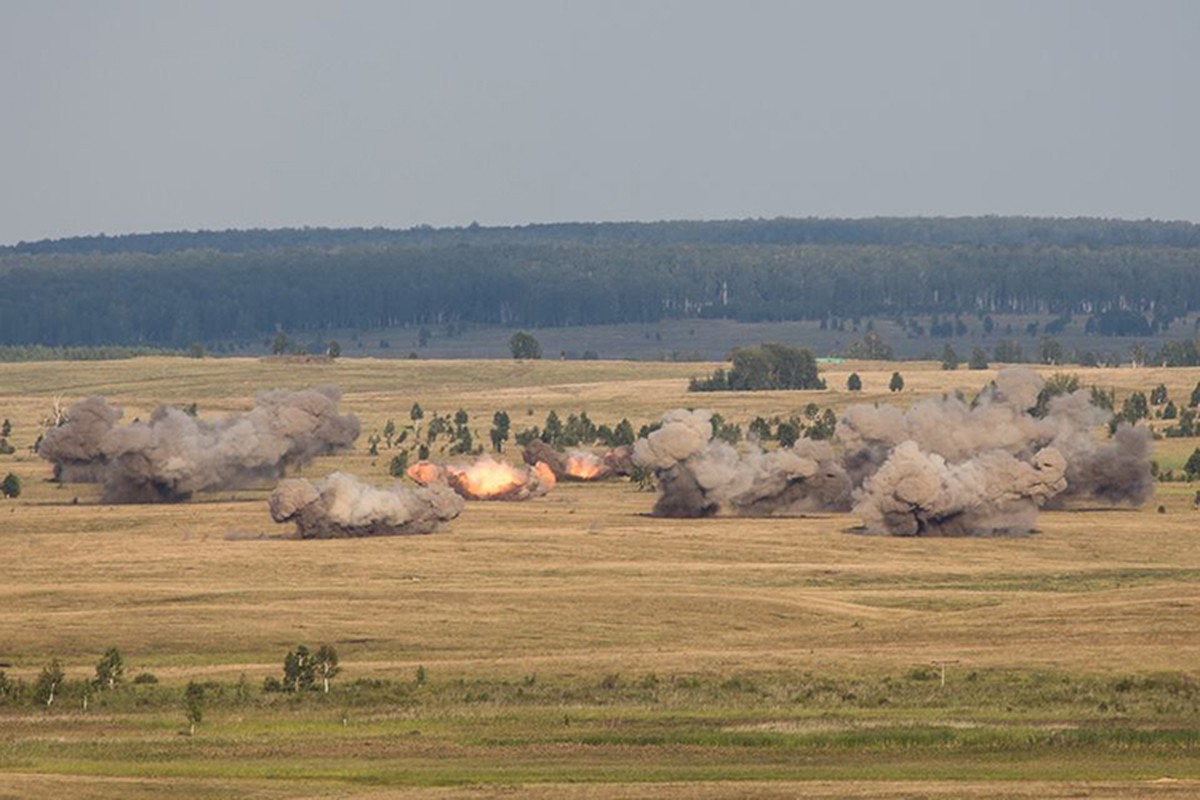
(1, 0, 1198, 244)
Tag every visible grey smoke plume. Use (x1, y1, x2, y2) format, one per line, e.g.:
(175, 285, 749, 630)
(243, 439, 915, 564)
(41, 387, 360, 502)
(270, 471, 464, 538)
(635, 369, 1152, 533)
(853, 442, 1067, 536)
(38, 396, 123, 482)
(631, 409, 851, 518)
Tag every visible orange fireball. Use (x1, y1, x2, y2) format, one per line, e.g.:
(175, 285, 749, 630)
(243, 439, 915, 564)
(533, 460, 557, 491)
(406, 461, 446, 486)
(563, 451, 609, 481)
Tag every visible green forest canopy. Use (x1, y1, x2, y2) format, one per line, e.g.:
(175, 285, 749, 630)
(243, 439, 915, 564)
(2, 216, 1199, 347)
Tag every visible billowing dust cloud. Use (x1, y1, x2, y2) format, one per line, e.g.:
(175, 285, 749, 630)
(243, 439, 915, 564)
(270, 471, 464, 538)
(41, 387, 361, 502)
(407, 456, 555, 501)
(634, 369, 1152, 535)
(632, 409, 851, 518)
(38, 396, 123, 482)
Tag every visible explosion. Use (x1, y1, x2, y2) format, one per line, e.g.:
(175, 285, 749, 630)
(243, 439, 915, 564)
(407, 456, 555, 500)
(40, 387, 360, 502)
(523, 439, 616, 481)
(633, 369, 1153, 535)
(270, 472, 464, 538)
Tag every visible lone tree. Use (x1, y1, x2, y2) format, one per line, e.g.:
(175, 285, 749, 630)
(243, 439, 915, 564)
(940, 344, 960, 371)
(283, 645, 315, 692)
(889, 372, 905, 392)
(184, 681, 204, 735)
(968, 347, 989, 370)
(509, 331, 542, 360)
(33, 659, 64, 708)
(1, 473, 20, 499)
(490, 410, 511, 452)
(1186, 448, 1200, 481)
(94, 648, 124, 690)
(314, 644, 341, 694)
(846, 373, 862, 391)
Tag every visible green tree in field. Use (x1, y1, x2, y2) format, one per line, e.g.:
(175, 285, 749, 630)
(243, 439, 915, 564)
(382, 419, 396, 448)
(2, 418, 13, 437)
(490, 410, 511, 452)
(184, 681, 204, 735)
(940, 344, 959, 370)
(542, 411, 563, 445)
(33, 659, 64, 708)
(326, 340, 342, 359)
(509, 331, 542, 360)
(1163, 400, 1178, 420)
(1121, 391, 1150, 423)
(1, 473, 20, 499)
(270, 332, 290, 355)
(314, 644, 341, 694)
(1150, 384, 1169, 406)
(93, 648, 124, 690)
(1190, 382, 1200, 408)
(1186, 448, 1200, 480)
(410, 402, 424, 422)
(283, 645, 315, 692)
(968, 347, 989, 370)
(613, 418, 635, 447)
(889, 372, 904, 392)
(388, 452, 409, 477)
(846, 372, 862, 391)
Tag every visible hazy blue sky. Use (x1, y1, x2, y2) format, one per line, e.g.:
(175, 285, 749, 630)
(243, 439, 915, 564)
(2, 1, 1197, 244)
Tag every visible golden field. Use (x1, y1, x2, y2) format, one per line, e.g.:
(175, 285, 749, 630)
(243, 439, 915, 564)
(1, 356, 1199, 799)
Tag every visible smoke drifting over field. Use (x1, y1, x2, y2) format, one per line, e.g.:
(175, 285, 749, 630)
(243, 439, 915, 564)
(633, 369, 1153, 535)
(270, 472, 464, 538)
(632, 409, 851, 518)
(41, 387, 360, 502)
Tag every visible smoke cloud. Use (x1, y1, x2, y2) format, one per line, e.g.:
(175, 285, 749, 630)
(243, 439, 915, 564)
(632, 409, 851, 518)
(38, 396, 123, 482)
(270, 471, 464, 538)
(634, 369, 1152, 534)
(41, 387, 361, 502)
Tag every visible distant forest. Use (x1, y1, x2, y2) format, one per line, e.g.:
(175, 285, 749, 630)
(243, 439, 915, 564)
(2, 216, 1200, 348)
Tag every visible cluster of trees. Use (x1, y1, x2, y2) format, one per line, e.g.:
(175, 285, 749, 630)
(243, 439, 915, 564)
(366, 403, 642, 474)
(690, 344, 826, 392)
(5, 217, 1200, 347)
(262, 644, 341, 695)
(0, 648, 153, 710)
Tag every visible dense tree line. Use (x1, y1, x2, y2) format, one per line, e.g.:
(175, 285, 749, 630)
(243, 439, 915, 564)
(9, 216, 1200, 255)
(4, 218, 1200, 347)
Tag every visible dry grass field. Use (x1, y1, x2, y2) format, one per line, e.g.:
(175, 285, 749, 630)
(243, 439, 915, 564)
(2, 356, 1199, 798)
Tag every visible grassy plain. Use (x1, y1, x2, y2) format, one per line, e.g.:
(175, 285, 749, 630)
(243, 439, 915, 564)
(1, 356, 1199, 798)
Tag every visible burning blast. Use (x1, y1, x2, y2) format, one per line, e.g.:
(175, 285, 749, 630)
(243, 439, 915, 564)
(522, 439, 633, 481)
(270, 472, 464, 538)
(406, 456, 556, 501)
(633, 369, 1153, 535)
(40, 387, 361, 502)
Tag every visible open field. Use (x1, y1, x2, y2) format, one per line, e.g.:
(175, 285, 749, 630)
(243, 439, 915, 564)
(2, 357, 1200, 797)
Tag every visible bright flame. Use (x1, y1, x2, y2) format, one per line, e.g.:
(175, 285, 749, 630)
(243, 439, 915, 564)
(533, 461, 557, 491)
(564, 451, 607, 481)
(447, 457, 530, 499)
(406, 461, 445, 486)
